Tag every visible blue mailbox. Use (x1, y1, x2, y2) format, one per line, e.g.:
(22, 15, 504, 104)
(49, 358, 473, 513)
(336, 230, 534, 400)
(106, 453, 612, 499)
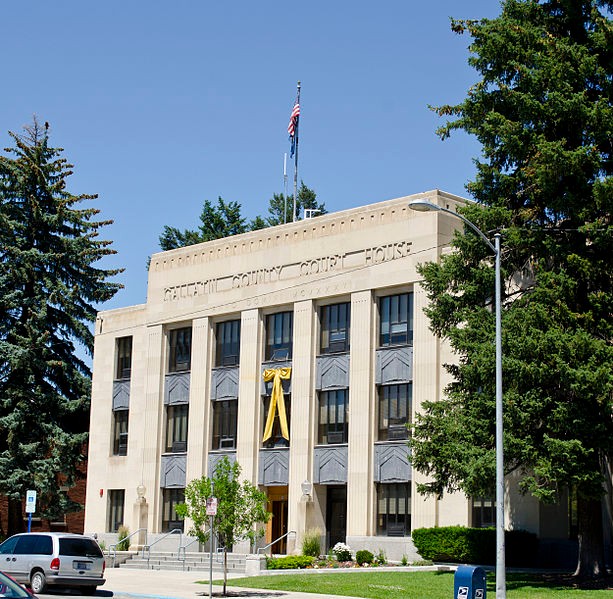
(454, 565, 487, 599)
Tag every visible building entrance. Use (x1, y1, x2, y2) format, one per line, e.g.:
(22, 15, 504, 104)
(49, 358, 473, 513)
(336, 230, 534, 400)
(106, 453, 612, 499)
(266, 486, 288, 554)
(326, 486, 347, 550)
(270, 499, 288, 553)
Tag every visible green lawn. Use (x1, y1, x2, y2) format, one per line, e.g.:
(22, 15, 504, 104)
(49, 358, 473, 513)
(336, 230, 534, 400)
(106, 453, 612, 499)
(210, 571, 613, 599)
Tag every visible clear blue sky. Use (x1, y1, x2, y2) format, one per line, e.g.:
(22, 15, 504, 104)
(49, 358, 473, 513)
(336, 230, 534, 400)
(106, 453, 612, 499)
(1, 1, 502, 311)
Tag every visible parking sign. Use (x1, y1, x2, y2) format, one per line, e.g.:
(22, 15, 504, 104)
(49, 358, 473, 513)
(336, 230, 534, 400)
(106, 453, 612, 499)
(206, 497, 217, 516)
(25, 490, 37, 514)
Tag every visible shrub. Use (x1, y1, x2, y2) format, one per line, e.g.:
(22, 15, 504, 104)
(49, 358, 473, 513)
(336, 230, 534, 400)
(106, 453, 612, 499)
(332, 542, 352, 562)
(117, 525, 130, 551)
(400, 554, 408, 566)
(301, 528, 322, 557)
(374, 548, 387, 565)
(266, 555, 314, 569)
(411, 559, 434, 566)
(355, 549, 374, 565)
(411, 526, 538, 566)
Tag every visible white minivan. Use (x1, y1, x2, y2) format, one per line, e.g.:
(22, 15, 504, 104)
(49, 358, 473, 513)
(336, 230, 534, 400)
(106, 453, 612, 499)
(0, 532, 106, 594)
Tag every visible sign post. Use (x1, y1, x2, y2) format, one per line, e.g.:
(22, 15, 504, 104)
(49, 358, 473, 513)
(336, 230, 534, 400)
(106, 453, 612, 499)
(25, 490, 37, 533)
(206, 497, 218, 599)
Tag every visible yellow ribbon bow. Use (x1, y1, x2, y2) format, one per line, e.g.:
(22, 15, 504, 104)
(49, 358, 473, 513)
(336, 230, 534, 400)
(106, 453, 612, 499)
(262, 367, 292, 443)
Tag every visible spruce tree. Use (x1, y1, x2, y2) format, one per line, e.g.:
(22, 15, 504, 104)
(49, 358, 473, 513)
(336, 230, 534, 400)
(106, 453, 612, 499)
(409, 0, 613, 579)
(158, 185, 325, 252)
(0, 120, 121, 533)
(159, 197, 247, 251)
(256, 182, 326, 227)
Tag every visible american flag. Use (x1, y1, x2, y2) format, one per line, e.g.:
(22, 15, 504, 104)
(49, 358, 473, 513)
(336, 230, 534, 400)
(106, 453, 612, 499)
(287, 101, 300, 138)
(288, 101, 300, 157)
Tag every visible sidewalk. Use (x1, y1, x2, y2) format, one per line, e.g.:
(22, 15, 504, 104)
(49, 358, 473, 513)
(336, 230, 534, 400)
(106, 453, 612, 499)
(104, 567, 358, 599)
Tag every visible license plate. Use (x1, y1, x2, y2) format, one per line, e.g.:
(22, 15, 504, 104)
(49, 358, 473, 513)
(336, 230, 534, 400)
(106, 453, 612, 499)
(74, 561, 91, 570)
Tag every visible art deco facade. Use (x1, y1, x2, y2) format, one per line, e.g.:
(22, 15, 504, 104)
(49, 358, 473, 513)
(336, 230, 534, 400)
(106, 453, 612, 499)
(84, 190, 577, 561)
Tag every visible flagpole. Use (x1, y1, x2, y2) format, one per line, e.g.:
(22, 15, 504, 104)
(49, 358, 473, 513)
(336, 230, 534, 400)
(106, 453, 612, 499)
(283, 153, 288, 224)
(293, 81, 301, 222)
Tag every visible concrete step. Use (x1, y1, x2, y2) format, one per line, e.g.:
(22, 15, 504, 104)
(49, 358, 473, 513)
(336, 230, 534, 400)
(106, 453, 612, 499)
(119, 552, 247, 573)
(121, 562, 224, 572)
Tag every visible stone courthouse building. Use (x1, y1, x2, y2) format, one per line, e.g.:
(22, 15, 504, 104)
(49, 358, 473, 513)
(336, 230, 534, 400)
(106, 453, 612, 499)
(84, 190, 581, 561)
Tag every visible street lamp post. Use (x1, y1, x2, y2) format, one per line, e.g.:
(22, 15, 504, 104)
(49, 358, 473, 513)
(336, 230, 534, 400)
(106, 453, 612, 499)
(409, 199, 506, 599)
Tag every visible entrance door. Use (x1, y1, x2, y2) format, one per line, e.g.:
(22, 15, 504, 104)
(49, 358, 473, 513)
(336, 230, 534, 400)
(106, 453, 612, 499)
(326, 486, 347, 550)
(271, 500, 288, 554)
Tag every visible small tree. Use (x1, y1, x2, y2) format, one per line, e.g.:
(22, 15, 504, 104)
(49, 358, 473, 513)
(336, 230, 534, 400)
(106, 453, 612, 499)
(255, 182, 326, 227)
(176, 456, 270, 595)
(158, 196, 247, 251)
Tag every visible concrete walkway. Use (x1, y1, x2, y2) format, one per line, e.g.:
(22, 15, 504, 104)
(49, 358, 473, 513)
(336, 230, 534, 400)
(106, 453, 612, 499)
(104, 567, 358, 599)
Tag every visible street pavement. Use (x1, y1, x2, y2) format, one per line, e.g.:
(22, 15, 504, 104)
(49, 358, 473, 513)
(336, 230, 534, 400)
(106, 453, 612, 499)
(102, 567, 359, 599)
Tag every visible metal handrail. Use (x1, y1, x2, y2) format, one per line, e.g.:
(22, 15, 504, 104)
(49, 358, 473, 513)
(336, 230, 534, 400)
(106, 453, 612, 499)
(257, 530, 296, 556)
(177, 535, 205, 561)
(142, 528, 182, 566)
(108, 528, 147, 568)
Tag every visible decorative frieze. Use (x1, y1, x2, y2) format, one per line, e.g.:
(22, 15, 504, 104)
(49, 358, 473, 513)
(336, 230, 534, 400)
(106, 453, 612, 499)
(112, 380, 130, 411)
(313, 446, 348, 484)
(261, 361, 292, 395)
(316, 354, 350, 390)
(258, 448, 289, 486)
(162, 241, 412, 304)
(374, 443, 411, 483)
(208, 451, 237, 477)
(210, 367, 239, 400)
(164, 372, 190, 405)
(375, 346, 413, 385)
(160, 453, 187, 488)
(152, 198, 419, 274)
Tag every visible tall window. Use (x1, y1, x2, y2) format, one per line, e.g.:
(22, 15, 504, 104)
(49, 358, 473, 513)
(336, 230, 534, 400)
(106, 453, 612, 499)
(212, 399, 238, 450)
(471, 497, 496, 528)
(162, 489, 185, 532)
(377, 483, 411, 536)
(112, 410, 129, 456)
(378, 383, 411, 441)
(265, 312, 293, 361)
(320, 302, 350, 354)
(262, 396, 291, 448)
(168, 327, 192, 372)
(166, 404, 188, 452)
(107, 489, 125, 533)
(379, 293, 413, 347)
(318, 389, 349, 444)
(215, 320, 240, 366)
(115, 336, 133, 380)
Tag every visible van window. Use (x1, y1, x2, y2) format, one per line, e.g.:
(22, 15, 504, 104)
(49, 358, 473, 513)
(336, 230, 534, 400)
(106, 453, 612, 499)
(0, 536, 19, 555)
(14, 535, 53, 555)
(59, 538, 103, 558)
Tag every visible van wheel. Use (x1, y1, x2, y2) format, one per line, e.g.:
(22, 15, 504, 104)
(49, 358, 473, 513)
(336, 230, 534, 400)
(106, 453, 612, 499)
(30, 571, 47, 594)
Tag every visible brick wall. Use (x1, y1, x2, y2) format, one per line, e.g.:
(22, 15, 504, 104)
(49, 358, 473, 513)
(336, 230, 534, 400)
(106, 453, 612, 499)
(0, 448, 88, 538)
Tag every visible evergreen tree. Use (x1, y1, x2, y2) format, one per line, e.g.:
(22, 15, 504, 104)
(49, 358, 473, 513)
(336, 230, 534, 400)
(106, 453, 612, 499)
(158, 197, 247, 251)
(409, 0, 613, 579)
(159, 185, 325, 252)
(256, 182, 326, 227)
(0, 120, 121, 533)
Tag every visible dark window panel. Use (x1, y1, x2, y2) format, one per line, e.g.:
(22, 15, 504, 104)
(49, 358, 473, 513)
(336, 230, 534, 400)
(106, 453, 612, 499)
(320, 302, 350, 354)
(379, 293, 414, 347)
(169, 327, 192, 372)
(216, 320, 241, 366)
(212, 399, 238, 450)
(116, 336, 133, 380)
(318, 389, 349, 444)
